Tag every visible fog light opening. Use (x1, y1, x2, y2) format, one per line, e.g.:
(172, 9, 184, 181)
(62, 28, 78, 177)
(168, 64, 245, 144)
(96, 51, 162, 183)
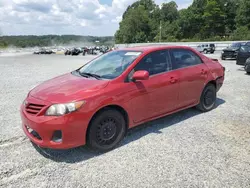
(52, 130, 62, 143)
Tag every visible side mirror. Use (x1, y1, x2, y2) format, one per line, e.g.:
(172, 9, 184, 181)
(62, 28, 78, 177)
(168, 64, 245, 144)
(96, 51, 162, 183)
(132, 70, 149, 81)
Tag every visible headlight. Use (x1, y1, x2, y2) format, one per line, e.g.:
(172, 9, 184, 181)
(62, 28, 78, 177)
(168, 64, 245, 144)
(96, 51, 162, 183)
(23, 100, 28, 107)
(45, 101, 85, 116)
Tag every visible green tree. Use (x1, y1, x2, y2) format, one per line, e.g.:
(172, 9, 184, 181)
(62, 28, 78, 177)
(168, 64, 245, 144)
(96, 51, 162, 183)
(236, 0, 250, 29)
(161, 1, 179, 23)
(202, 0, 225, 37)
(221, 0, 237, 35)
(115, 5, 152, 43)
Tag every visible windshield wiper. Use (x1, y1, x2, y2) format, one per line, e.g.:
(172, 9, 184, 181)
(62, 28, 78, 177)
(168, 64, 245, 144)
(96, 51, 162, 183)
(79, 72, 101, 80)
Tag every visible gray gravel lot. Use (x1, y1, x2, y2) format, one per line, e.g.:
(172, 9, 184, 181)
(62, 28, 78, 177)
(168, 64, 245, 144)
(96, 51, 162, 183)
(0, 53, 250, 188)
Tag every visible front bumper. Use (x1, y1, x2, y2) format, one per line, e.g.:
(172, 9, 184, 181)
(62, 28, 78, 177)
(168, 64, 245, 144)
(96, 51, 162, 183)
(20, 96, 90, 149)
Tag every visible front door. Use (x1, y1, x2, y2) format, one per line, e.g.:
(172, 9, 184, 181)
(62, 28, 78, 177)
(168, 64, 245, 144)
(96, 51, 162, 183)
(127, 50, 180, 123)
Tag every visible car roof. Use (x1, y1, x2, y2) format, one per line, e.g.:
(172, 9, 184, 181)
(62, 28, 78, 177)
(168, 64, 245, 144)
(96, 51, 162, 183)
(118, 45, 194, 53)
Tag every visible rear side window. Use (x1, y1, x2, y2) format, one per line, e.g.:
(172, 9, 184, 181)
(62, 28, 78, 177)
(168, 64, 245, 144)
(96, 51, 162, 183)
(170, 49, 203, 70)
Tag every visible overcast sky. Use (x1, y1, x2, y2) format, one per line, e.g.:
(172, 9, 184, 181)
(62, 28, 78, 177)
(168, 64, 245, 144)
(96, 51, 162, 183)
(0, 0, 192, 36)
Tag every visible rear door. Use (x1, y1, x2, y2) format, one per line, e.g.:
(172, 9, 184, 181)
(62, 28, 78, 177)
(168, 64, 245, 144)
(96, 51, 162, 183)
(170, 48, 208, 108)
(127, 50, 180, 123)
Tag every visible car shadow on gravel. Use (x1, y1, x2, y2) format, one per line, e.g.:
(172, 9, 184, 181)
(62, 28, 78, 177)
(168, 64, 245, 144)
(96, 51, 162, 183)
(33, 98, 225, 163)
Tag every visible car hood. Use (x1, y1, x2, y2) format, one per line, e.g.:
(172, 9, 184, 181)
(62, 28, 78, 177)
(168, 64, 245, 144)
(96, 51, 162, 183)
(29, 73, 109, 103)
(223, 47, 239, 52)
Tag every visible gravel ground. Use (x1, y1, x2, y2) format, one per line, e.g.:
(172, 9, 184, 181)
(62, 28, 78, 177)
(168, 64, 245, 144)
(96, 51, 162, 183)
(0, 53, 250, 188)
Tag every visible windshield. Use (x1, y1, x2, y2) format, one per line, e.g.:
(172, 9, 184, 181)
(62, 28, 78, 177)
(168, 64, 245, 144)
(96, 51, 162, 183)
(230, 43, 241, 48)
(78, 50, 142, 79)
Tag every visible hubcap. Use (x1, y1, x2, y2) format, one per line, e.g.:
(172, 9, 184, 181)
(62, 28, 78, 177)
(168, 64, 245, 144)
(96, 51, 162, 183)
(96, 118, 118, 145)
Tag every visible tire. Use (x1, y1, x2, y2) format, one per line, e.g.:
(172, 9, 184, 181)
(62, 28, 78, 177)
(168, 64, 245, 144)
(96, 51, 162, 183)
(245, 64, 250, 74)
(221, 56, 225, 60)
(203, 49, 208, 54)
(196, 84, 217, 112)
(87, 109, 126, 152)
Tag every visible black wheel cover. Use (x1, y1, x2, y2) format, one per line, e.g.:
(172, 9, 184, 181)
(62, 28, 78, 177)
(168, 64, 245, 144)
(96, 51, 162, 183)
(96, 117, 120, 146)
(203, 87, 216, 109)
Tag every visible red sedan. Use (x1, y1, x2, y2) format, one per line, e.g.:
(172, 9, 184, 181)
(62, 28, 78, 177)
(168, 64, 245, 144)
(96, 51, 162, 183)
(20, 46, 225, 151)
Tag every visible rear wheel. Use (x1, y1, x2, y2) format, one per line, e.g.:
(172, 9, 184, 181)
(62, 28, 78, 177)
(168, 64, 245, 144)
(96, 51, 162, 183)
(87, 109, 126, 151)
(196, 84, 216, 112)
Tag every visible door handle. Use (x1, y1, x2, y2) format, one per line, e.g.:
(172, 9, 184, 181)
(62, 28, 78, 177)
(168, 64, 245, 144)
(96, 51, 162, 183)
(170, 77, 178, 84)
(201, 69, 207, 75)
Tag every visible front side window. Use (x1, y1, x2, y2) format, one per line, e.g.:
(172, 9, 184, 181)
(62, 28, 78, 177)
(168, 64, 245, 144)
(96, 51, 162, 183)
(78, 50, 142, 79)
(133, 50, 172, 76)
(240, 46, 250, 52)
(170, 49, 202, 69)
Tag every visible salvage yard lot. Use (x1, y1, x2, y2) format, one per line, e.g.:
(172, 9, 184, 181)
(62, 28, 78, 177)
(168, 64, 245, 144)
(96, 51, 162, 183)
(0, 53, 250, 187)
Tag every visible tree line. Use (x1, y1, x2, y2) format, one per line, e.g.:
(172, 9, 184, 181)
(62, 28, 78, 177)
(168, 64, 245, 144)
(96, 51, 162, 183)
(115, 0, 250, 43)
(0, 35, 114, 48)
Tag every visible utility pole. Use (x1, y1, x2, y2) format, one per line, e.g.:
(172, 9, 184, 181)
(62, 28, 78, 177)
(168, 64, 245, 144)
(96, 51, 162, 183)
(159, 20, 162, 43)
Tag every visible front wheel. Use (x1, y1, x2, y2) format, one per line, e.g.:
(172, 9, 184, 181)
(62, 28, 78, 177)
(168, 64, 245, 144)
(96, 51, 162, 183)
(245, 64, 250, 74)
(203, 49, 208, 54)
(87, 109, 126, 151)
(196, 84, 216, 112)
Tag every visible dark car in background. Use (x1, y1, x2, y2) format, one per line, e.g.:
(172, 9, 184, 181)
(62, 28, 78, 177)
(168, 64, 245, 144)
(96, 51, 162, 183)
(236, 45, 250, 66)
(221, 42, 245, 60)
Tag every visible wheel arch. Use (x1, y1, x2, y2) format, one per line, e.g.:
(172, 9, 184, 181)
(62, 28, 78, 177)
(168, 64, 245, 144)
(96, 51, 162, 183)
(206, 80, 217, 89)
(86, 104, 129, 142)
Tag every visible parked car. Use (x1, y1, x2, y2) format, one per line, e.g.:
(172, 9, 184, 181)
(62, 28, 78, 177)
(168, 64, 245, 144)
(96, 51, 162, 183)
(71, 48, 82, 56)
(33, 51, 41, 55)
(244, 58, 250, 74)
(197, 43, 215, 54)
(236, 45, 250, 66)
(33, 49, 54, 55)
(221, 42, 245, 60)
(21, 46, 225, 151)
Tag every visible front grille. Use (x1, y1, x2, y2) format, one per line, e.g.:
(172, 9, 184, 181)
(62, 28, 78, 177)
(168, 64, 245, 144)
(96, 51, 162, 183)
(223, 51, 234, 55)
(25, 103, 45, 115)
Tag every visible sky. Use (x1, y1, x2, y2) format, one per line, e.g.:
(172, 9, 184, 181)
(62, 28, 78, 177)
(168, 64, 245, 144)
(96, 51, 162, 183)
(0, 0, 192, 36)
